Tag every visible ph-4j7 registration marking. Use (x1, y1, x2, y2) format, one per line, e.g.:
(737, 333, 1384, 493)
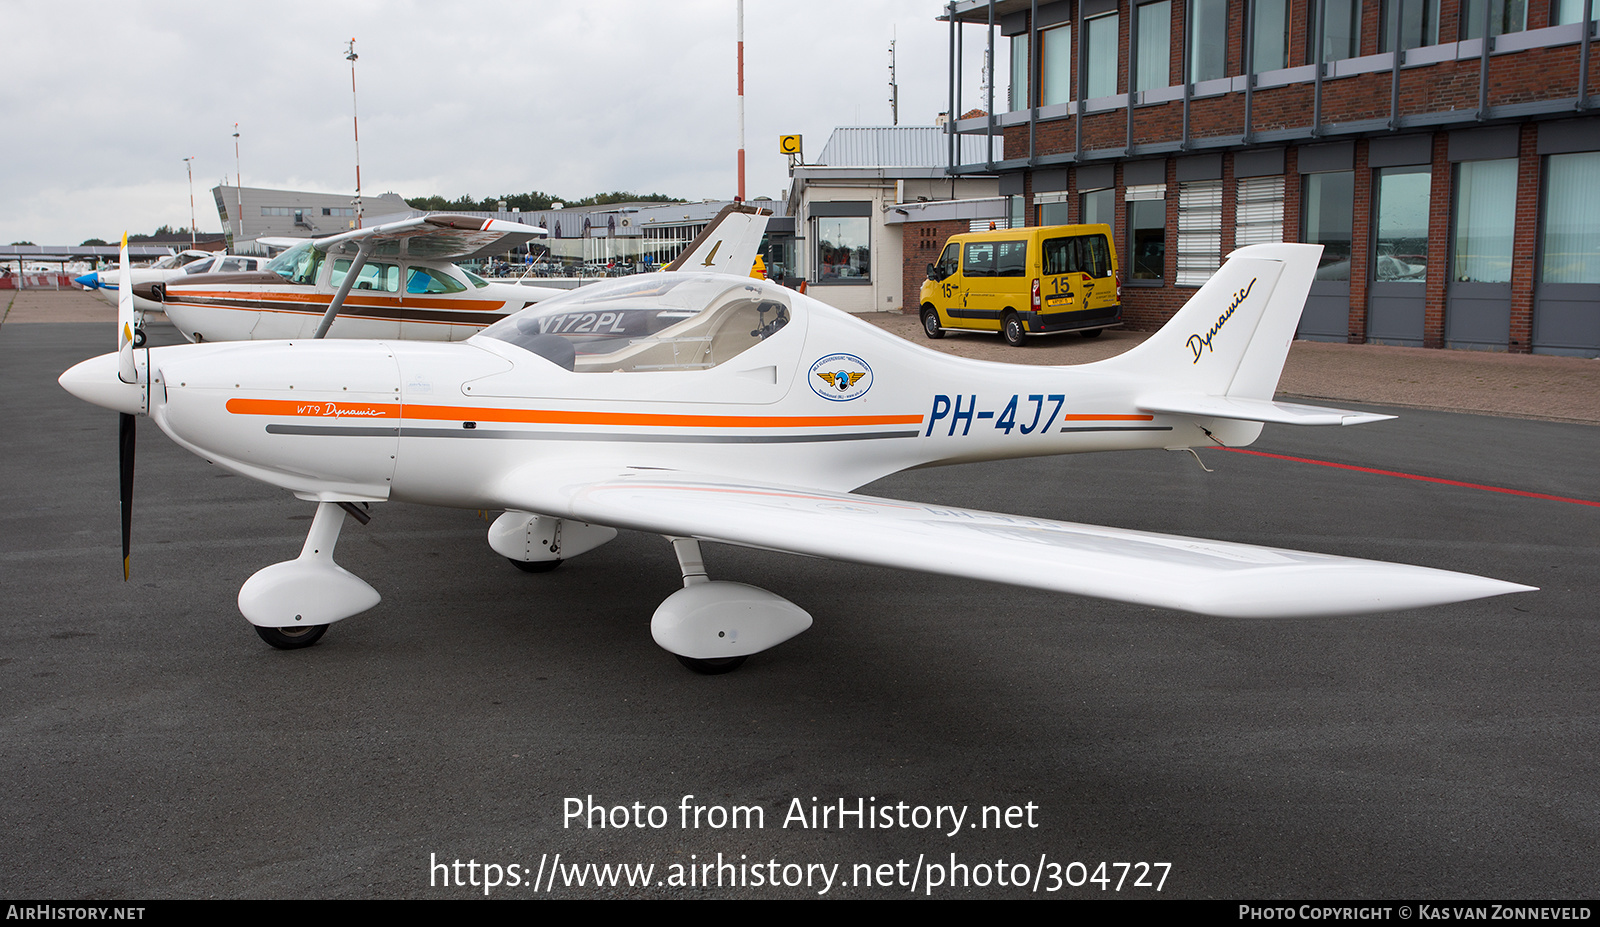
(925, 394, 1161, 437)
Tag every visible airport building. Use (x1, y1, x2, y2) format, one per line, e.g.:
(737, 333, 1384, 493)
(787, 125, 1003, 313)
(938, 0, 1600, 356)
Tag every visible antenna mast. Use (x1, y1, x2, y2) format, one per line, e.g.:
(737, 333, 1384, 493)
(345, 38, 363, 228)
(889, 33, 899, 126)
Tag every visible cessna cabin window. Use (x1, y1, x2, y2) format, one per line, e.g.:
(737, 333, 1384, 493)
(480, 275, 791, 373)
(330, 258, 400, 292)
(461, 269, 492, 289)
(406, 267, 467, 294)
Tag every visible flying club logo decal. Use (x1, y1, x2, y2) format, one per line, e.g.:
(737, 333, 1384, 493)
(808, 353, 874, 401)
(1186, 277, 1257, 364)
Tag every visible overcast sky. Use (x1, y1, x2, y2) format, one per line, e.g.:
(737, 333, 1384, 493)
(2, 1, 997, 247)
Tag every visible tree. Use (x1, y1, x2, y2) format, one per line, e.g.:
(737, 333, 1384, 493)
(81, 238, 108, 247)
(10, 241, 35, 246)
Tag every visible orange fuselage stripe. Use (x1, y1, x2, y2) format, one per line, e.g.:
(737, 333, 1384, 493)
(177, 290, 508, 311)
(225, 398, 925, 428)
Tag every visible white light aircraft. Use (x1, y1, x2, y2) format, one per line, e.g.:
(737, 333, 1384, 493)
(60, 237, 1533, 673)
(148, 204, 771, 345)
(76, 249, 218, 344)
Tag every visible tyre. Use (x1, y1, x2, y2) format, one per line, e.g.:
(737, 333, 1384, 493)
(921, 306, 945, 339)
(675, 654, 748, 675)
(1080, 328, 1104, 339)
(1002, 312, 1026, 347)
(254, 623, 328, 650)
(509, 557, 562, 573)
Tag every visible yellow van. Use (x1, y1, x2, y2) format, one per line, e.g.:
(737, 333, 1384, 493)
(919, 224, 1120, 346)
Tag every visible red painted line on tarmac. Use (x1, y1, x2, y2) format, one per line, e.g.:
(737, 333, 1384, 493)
(1219, 447, 1600, 508)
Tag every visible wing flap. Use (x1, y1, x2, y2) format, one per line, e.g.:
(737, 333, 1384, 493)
(500, 470, 1533, 619)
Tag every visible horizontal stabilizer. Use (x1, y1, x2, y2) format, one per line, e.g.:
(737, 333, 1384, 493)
(1137, 393, 1396, 426)
(500, 470, 1534, 620)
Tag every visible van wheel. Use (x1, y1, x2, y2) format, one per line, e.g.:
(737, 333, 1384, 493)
(1002, 312, 1026, 347)
(920, 306, 945, 340)
(1080, 328, 1104, 339)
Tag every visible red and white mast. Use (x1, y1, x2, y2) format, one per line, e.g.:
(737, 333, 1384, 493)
(736, 0, 745, 203)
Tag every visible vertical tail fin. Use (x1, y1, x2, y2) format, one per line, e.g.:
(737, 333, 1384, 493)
(664, 203, 772, 275)
(1094, 243, 1320, 401)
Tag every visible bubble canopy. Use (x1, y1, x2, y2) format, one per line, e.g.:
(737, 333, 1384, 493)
(477, 274, 794, 373)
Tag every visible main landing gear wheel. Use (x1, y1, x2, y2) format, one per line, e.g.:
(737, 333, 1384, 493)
(675, 654, 748, 675)
(1002, 312, 1026, 347)
(132, 327, 146, 348)
(921, 307, 945, 339)
(254, 623, 328, 650)
(508, 557, 563, 573)
(1080, 328, 1104, 339)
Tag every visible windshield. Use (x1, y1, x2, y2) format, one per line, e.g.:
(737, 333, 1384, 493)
(265, 241, 323, 285)
(479, 275, 791, 372)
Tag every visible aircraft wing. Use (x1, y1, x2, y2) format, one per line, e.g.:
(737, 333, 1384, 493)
(303, 214, 547, 262)
(500, 469, 1533, 619)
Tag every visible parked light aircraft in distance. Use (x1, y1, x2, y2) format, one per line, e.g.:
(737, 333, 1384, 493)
(76, 249, 223, 345)
(145, 204, 771, 345)
(60, 238, 1533, 673)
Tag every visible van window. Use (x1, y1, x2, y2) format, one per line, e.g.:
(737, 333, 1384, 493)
(1043, 234, 1114, 278)
(933, 243, 960, 279)
(964, 240, 1027, 277)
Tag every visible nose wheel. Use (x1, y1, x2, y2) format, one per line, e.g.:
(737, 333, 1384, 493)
(254, 623, 328, 650)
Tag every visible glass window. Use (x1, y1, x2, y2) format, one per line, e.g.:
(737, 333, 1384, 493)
(1235, 176, 1286, 247)
(1541, 151, 1600, 283)
(1189, 0, 1229, 82)
(406, 267, 469, 294)
(1085, 14, 1120, 98)
(1127, 184, 1167, 281)
(265, 242, 323, 285)
(1380, 0, 1439, 51)
(932, 242, 961, 279)
(1010, 32, 1031, 111)
(815, 217, 869, 282)
(963, 240, 1028, 277)
(1452, 160, 1517, 284)
(331, 258, 400, 292)
(480, 276, 793, 373)
(1302, 171, 1355, 280)
(1461, 0, 1527, 37)
(1177, 180, 1223, 286)
(1044, 233, 1115, 277)
(1081, 188, 1115, 226)
(1254, 0, 1290, 72)
(1311, 0, 1362, 62)
(1136, 1, 1172, 92)
(1037, 193, 1071, 225)
(1374, 167, 1431, 282)
(1554, 0, 1600, 23)
(1040, 24, 1072, 105)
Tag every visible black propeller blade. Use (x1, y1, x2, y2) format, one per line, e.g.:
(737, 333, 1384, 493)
(119, 411, 134, 581)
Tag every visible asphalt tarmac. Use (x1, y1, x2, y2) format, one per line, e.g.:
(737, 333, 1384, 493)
(4, 317, 1596, 899)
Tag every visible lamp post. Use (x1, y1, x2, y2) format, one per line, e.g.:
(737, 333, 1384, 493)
(182, 156, 196, 248)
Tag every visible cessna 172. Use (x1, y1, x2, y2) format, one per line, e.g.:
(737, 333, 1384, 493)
(60, 237, 1533, 673)
(144, 204, 772, 345)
